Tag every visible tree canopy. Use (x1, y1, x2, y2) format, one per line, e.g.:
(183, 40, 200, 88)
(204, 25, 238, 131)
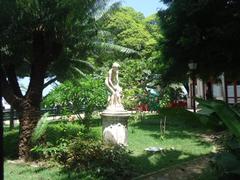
(0, 0, 108, 160)
(158, 0, 240, 81)
(100, 7, 158, 58)
(0, 0, 108, 81)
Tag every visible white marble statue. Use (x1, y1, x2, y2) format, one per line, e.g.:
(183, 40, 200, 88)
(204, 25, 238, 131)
(105, 62, 124, 111)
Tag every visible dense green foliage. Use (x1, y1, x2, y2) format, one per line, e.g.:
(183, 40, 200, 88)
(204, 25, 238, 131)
(3, 127, 19, 159)
(100, 7, 157, 57)
(159, 0, 240, 81)
(43, 75, 107, 129)
(196, 99, 240, 179)
(31, 121, 99, 159)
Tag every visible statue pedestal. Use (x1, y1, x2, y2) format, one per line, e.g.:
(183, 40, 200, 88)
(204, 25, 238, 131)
(101, 110, 131, 146)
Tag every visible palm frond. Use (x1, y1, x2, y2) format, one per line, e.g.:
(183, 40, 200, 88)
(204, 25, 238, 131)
(95, 1, 122, 21)
(31, 113, 50, 143)
(70, 66, 86, 77)
(94, 42, 140, 56)
(97, 30, 112, 38)
(70, 59, 95, 70)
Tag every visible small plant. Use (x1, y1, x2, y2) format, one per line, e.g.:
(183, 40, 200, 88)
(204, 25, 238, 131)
(31, 138, 70, 159)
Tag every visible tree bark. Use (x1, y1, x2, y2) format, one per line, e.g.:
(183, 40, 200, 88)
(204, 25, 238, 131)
(1, 62, 47, 161)
(18, 102, 40, 160)
(18, 62, 47, 161)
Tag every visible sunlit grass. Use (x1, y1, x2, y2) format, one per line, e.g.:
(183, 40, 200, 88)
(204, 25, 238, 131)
(127, 109, 214, 173)
(4, 163, 63, 180)
(4, 161, 99, 180)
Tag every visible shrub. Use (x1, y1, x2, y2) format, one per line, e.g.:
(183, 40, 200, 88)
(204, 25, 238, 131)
(31, 138, 70, 159)
(45, 121, 85, 144)
(42, 75, 108, 130)
(57, 137, 136, 179)
(31, 121, 100, 159)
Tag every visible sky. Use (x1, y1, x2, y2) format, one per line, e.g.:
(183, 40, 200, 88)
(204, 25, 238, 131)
(2, 0, 168, 107)
(120, 0, 168, 17)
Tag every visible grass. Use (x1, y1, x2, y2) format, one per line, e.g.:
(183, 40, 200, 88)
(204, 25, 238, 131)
(4, 162, 99, 180)
(127, 109, 214, 173)
(4, 108, 215, 178)
(4, 162, 63, 180)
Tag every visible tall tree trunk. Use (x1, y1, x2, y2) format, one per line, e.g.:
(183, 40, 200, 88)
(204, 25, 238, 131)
(18, 101, 40, 160)
(18, 62, 46, 161)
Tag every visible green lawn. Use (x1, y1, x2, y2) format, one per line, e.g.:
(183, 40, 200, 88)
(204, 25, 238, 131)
(4, 108, 215, 179)
(4, 163, 64, 180)
(4, 162, 99, 180)
(128, 110, 214, 173)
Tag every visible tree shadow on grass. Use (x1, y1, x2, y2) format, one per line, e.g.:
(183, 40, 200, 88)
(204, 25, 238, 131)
(131, 110, 213, 142)
(130, 149, 203, 175)
(16, 166, 48, 175)
(148, 130, 212, 148)
(57, 169, 99, 180)
(136, 108, 203, 129)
